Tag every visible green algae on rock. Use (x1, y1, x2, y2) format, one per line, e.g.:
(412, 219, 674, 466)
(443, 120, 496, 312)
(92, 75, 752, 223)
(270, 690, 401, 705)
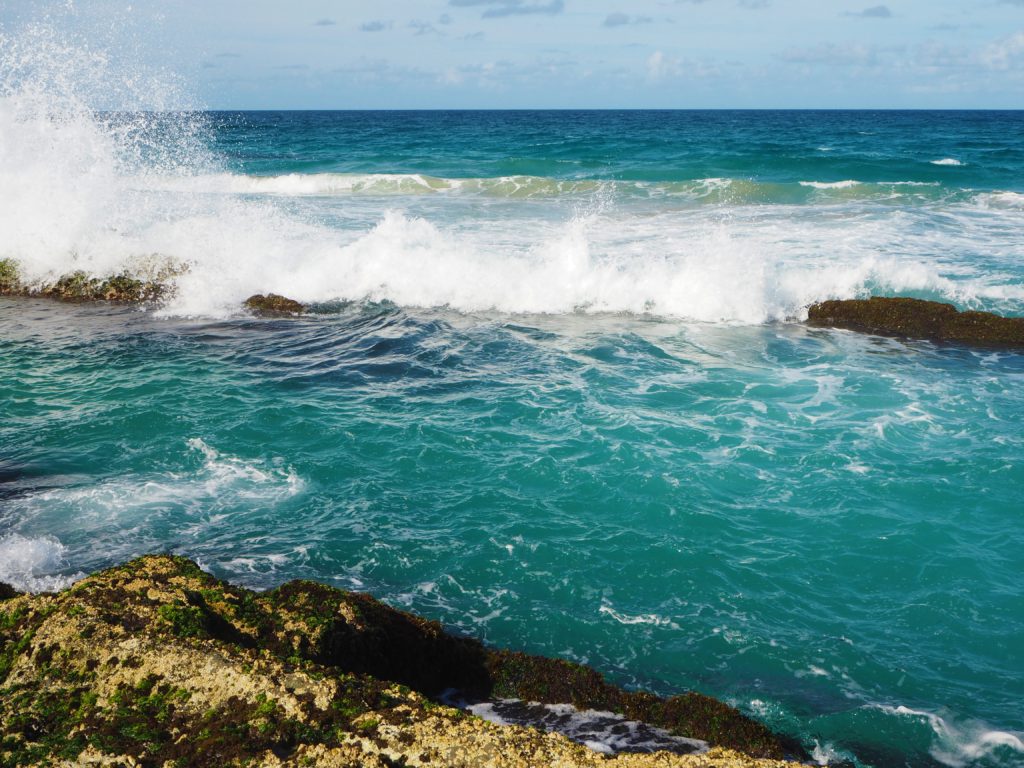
(244, 294, 306, 315)
(0, 259, 19, 293)
(0, 556, 800, 768)
(0, 259, 177, 303)
(807, 297, 1024, 347)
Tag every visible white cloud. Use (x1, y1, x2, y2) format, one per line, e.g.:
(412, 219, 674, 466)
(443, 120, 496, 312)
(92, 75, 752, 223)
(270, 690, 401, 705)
(646, 50, 681, 79)
(779, 42, 879, 66)
(981, 30, 1024, 70)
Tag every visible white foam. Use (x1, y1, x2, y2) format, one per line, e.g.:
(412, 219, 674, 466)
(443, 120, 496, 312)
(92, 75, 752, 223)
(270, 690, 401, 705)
(186, 438, 306, 498)
(810, 740, 857, 766)
(975, 191, 1024, 210)
(9, 440, 304, 532)
(2, 21, 1022, 325)
(872, 704, 1024, 768)
(453, 697, 708, 756)
(599, 604, 677, 628)
(798, 180, 860, 189)
(0, 534, 84, 592)
(930, 158, 964, 166)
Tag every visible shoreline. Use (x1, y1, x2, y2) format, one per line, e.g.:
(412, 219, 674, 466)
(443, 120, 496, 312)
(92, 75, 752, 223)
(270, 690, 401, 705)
(0, 555, 807, 767)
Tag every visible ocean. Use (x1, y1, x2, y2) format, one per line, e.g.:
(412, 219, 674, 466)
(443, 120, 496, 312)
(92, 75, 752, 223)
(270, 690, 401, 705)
(1, 29, 1024, 768)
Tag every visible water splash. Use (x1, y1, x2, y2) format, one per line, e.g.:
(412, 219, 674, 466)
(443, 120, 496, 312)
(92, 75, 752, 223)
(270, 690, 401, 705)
(0, 533, 84, 592)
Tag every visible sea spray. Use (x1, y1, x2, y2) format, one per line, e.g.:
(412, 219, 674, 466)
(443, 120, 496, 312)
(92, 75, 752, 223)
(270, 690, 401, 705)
(0, 16, 207, 285)
(2, 22, 1023, 319)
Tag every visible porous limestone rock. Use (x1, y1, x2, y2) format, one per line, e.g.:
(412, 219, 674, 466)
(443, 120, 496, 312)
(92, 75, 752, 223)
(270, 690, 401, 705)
(0, 556, 802, 767)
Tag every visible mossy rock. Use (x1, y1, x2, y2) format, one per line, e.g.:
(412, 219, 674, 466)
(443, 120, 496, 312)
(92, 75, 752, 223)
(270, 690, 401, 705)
(243, 293, 306, 315)
(0, 555, 799, 766)
(807, 297, 1024, 348)
(0, 263, 174, 303)
(267, 581, 785, 756)
(0, 259, 20, 293)
(40, 271, 165, 302)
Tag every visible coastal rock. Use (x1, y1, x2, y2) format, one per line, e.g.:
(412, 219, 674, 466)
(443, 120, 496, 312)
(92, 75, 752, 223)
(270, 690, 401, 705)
(0, 259, 19, 293)
(0, 259, 175, 303)
(807, 297, 1024, 347)
(0, 556, 800, 767)
(244, 294, 306, 315)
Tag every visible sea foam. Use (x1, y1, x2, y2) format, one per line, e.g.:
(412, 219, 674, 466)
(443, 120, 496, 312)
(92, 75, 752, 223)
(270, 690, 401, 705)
(871, 705, 1024, 768)
(2, 19, 1022, 325)
(446, 696, 708, 756)
(0, 534, 84, 592)
(798, 180, 860, 189)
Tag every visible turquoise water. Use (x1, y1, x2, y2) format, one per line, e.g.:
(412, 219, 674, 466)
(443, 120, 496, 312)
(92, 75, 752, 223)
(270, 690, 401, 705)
(2, 31, 1024, 767)
(3, 297, 1023, 766)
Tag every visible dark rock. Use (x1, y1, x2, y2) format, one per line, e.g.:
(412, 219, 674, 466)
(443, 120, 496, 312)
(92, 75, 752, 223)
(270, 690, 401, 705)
(266, 574, 786, 758)
(0, 583, 19, 601)
(243, 293, 306, 315)
(807, 297, 1024, 348)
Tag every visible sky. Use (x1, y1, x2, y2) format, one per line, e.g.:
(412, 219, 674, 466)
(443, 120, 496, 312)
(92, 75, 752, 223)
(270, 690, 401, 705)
(3, 0, 1024, 109)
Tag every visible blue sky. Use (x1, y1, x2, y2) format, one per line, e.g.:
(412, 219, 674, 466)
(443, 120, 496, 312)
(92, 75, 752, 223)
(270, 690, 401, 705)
(6, 1, 1024, 108)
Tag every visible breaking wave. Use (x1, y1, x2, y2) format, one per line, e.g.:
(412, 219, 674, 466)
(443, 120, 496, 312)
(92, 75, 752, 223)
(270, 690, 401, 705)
(1, 15, 1022, 323)
(871, 705, 1024, 768)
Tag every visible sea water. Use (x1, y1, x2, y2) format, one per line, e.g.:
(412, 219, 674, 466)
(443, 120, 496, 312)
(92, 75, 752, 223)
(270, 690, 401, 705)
(1, 20, 1023, 768)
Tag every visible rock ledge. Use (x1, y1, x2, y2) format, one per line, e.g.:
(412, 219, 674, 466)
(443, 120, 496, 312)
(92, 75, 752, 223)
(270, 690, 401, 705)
(0, 556, 803, 767)
(807, 297, 1024, 347)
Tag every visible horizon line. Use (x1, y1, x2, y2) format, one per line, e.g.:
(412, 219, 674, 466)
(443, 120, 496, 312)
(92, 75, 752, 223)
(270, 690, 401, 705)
(129, 107, 1024, 113)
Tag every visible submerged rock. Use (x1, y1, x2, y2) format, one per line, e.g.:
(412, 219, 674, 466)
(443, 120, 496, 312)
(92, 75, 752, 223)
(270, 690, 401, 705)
(807, 297, 1024, 347)
(244, 293, 306, 315)
(0, 555, 799, 767)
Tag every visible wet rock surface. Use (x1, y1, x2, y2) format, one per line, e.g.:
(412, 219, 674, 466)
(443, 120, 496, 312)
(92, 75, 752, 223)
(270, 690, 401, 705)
(0, 259, 175, 303)
(807, 297, 1024, 347)
(0, 555, 800, 767)
(244, 294, 306, 315)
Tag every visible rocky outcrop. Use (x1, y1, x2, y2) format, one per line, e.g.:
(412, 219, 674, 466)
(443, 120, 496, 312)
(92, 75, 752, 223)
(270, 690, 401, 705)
(0, 259, 19, 294)
(243, 294, 306, 315)
(0, 556, 801, 767)
(0, 260, 308, 314)
(807, 297, 1024, 347)
(0, 259, 173, 303)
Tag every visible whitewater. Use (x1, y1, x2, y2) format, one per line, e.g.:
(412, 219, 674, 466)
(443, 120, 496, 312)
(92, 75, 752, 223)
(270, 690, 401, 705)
(2, 16, 1024, 768)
